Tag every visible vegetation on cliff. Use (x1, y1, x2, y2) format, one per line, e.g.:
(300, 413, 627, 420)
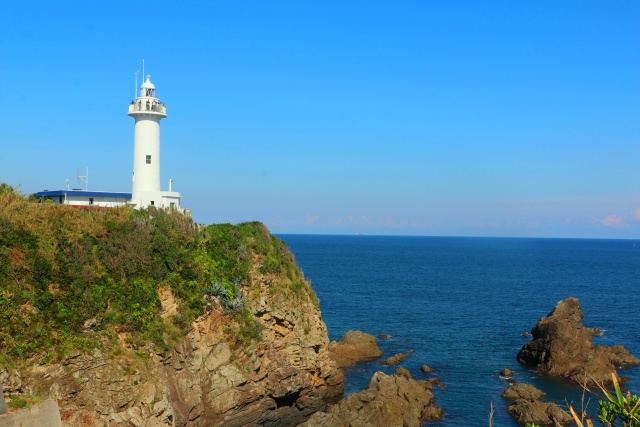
(0, 183, 313, 366)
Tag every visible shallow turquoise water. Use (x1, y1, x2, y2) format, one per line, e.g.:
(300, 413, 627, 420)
(279, 235, 640, 426)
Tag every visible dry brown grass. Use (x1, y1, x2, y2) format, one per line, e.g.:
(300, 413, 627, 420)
(1, 185, 133, 267)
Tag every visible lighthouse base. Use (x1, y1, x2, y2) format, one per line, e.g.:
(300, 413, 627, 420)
(130, 191, 182, 211)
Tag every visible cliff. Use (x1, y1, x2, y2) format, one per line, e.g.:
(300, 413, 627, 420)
(0, 185, 343, 426)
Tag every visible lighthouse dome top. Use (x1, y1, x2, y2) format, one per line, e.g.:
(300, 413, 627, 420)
(141, 76, 155, 89)
(139, 75, 157, 98)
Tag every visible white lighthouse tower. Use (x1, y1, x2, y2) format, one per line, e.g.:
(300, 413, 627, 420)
(128, 74, 181, 210)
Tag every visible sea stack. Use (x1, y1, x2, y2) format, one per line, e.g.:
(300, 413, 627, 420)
(517, 297, 640, 385)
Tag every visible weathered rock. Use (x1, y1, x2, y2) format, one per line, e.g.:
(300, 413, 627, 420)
(298, 371, 443, 427)
(0, 369, 22, 393)
(517, 298, 640, 385)
(428, 378, 443, 388)
(501, 382, 545, 403)
(394, 366, 411, 379)
(522, 331, 532, 337)
(589, 328, 603, 336)
(382, 353, 406, 366)
(378, 333, 389, 339)
(14, 245, 345, 427)
(421, 364, 433, 373)
(502, 382, 573, 426)
(82, 317, 99, 332)
(328, 331, 382, 368)
(507, 400, 573, 426)
(499, 368, 513, 377)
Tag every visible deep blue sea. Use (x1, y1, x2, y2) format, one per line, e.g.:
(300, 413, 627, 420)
(278, 235, 640, 427)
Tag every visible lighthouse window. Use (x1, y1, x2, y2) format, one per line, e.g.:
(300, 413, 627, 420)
(146, 155, 151, 164)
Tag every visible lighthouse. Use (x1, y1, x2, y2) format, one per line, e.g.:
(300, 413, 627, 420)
(128, 75, 181, 210)
(35, 68, 184, 210)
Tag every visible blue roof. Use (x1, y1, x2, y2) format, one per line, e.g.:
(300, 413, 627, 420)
(35, 190, 132, 199)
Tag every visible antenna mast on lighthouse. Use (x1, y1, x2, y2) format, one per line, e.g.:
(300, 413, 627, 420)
(77, 167, 89, 191)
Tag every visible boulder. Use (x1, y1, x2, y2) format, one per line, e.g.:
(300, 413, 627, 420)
(428, 378, 443, 388)
(502, 382, 573, 426)
(0, 369, 22, 393)
(507, 400, 573, 426)
(589, 328, 604, 337)
(499, 368, 513, 377)
(502, 382, 545, 403)
(517, 298, 639, 385)
(328, 331, 383, 368)
(299, 371, 443, 427)
(421, 364, 433, 373)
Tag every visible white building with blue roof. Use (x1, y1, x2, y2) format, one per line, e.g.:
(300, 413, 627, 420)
(34, 190, 132, 208)
(36, 72, 181, 211)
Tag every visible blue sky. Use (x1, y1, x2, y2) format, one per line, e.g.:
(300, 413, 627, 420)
(1, 1, 638, 238)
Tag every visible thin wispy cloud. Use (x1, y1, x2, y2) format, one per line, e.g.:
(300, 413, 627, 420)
(592, 215, 628, 228)
(305, 215, 320, 225)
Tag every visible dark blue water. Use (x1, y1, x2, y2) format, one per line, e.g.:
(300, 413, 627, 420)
(278, 235, 640, 426)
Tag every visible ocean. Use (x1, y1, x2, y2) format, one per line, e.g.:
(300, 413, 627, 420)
(278, 235, 640, 427)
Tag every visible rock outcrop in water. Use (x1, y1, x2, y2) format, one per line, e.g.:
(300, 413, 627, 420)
(502, 382, 573, 426)
(328, 331, 383, 368)
(299, 369, 443, 427)
(517, 297, 640, 385)
(382, 352, 407, 366)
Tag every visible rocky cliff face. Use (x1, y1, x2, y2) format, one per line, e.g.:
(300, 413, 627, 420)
(11, 251, 344, 426)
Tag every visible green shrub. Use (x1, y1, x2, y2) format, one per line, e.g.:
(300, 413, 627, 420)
(7, 396, 29, 409)
(228, 307, 263, 349)
(566, 374, 640, 427)
(590, 374, 639, 427)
